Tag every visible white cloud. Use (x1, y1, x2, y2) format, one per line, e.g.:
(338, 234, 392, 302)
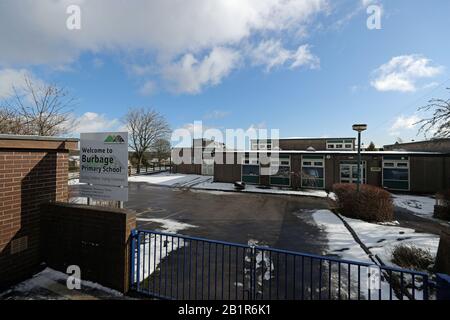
(0, 0, 327, 65)
(371, 55, 444, 92)
(389, 114, 421, 136)
(163, 47, 241, 94)
(0, 68, 32, 98)
(250, 40, 319, 71)
(290, 44, 320, 69)
(138, 81, 157, 96)
(0, 0, 327, 94)
(72, 112, 120, 134)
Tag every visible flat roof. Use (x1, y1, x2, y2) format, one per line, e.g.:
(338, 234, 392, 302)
(0, 134, 79, 142)
(222, 150, 446, 155)
(384, 138, 450, 147)
(251, 137, 355, 141)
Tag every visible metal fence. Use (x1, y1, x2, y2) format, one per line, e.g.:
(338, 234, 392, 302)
(129, 164, 171, 176)
(130, 230, 431, 300)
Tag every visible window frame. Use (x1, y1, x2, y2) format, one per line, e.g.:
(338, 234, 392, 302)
(301, 155, 325, 189)
(270, 155, 291, 187)
(382, 157, 410, 191)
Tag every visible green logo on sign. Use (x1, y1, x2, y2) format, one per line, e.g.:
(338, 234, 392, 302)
(104, 135, 125, 144)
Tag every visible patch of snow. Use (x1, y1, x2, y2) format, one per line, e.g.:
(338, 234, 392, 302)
(378, 221, 400, 226)
(134, 218, 197, 281)
(129, 173, 211, 187)
(328, 192, 337, 201)
(392, 194, 435, 216)
(129, 173, 328, 198)
(137, 218, 197, 234)
(0, 267, 123, 299)
(194, 181, 328, 198)
(341, 216, 440, 268)
(311, 210, 371, 263)
(69, 197, 87, 204)
(68, 179, 84, 186)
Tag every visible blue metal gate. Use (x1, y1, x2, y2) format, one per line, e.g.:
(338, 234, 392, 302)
(130, 229, 431, 300)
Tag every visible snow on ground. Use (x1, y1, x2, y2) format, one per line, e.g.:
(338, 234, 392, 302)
(128, 173, 329, 198)
(328, 192, 337, 201)
(68, 197, 87, 204)
(310, 210, 371, 263)
(129, 173, 211, 187)
(194, 180, 329, 198)
(0, 267, 125, 300)
(134, 218, 197, 281)
(341, 216, 440, 268)
(392, 194, 436, 217)
(68, 179, 84, 186)
(137, 218, 197, 234)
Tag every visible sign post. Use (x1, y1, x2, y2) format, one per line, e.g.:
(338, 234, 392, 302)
(79, 132, 128, 204)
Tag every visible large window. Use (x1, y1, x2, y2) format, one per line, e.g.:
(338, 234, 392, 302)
(383, 156, 409, 191)
(270, 155, 291, 186)
(301, 156, 325, 189)
(327, 139, 353, 150)
(242, 154, 260, 184)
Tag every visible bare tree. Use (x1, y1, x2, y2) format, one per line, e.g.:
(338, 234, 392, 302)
(417, 88, 450, 138)
(0, 106, 24, 134)
(152, 138, 171, 166)
(1, 75, 76, 136)
(124, 108, 171, 173)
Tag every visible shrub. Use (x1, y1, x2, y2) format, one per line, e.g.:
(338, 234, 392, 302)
(391, 244, 434, 271)
(332, 183, 394, 222)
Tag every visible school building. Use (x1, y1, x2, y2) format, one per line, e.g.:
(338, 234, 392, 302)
(173, 137, 450, 194)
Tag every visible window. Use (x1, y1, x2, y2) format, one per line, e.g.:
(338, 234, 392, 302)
(383, 157, 409, 191)
(251, 140, 272, 150)
(327, 140, 353, 150)
(301, 156, 325, 189)
(242, 154, 260, 184)
(270, 155, 291, 186)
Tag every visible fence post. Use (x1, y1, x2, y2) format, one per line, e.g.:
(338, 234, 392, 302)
(436, 273, 450, 300)
(250, 244, 256, 300)
(130, 229, 138, 290)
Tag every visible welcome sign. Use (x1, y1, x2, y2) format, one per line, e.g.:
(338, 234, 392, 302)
(80, 132, 128, 201)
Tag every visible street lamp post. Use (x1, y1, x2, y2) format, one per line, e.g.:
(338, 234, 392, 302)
(352, 124, 367, 192)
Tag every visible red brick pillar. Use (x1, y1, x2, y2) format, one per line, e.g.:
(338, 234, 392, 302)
(0, 135, 78, 288)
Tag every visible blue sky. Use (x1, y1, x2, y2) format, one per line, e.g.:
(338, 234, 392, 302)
(1, 0, 449, 147)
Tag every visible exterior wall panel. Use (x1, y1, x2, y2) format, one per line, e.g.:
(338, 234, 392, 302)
(410, 156, 445, 193)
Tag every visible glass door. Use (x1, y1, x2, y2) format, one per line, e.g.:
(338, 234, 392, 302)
(340, 162, 366, 184)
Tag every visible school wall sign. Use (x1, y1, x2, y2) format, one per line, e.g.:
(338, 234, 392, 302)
(80, 132, 128, 201)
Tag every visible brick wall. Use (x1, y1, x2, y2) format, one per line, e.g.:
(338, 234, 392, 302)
(41, 203, 136, 293)
(0, 136, 77, 288)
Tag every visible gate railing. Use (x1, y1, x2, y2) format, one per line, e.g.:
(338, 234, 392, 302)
(130, 230, 431, 300)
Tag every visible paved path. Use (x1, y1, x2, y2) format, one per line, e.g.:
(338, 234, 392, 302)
(127, 182, 331, 255)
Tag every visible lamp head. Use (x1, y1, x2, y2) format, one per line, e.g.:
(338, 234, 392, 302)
(352, 124, 367, 132)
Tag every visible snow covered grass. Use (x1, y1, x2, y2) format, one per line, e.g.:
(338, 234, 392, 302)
(194, 180, 329, 198)
(311, 210, 371, 263)
(392, 194, 436, 217)
(129, 173, 211, 187)
(128, 173, 329, 198)
(308, 210, 434, 300)
(341, 216, 440, 268)
(0, 268, 124, 300)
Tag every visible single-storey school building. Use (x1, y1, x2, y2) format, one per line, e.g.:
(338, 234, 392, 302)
(172, 137, 450, 194)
